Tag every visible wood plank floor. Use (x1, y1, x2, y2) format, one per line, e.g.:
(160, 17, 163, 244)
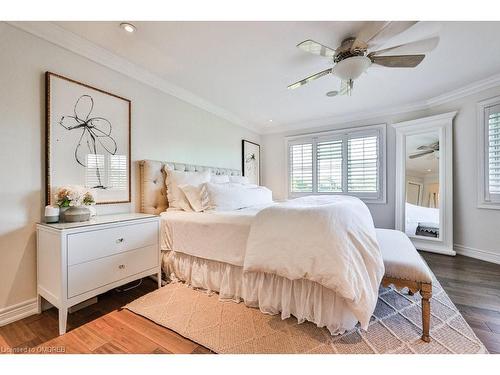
(0, 279, 210, 354)
(420, 252, 500, 354)
(0, 253, 499, 354)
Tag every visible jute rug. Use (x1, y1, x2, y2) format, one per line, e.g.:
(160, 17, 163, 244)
(125, 275, 487, 354)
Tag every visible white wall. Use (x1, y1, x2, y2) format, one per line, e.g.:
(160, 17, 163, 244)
(0, 23, 260, 311)
(262, 85, 500, 263)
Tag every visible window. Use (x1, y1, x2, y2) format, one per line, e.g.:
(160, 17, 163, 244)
(287, 124, 386, 202)
(317, 139, 342, 192)
(478, 97, 500, 208)
(289, 142, 313, 193)
(86, 154, 105, 189)
(86, 154, 128, 190)
(108, 154, 128, 191)
(348, 135, 378, 193)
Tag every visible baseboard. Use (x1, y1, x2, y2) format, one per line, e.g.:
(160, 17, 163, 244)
(0, 298, 38, 327)
(454, 244, 500, 265)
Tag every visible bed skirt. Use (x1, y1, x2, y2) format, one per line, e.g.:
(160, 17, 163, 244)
(162, 251, 358, 335)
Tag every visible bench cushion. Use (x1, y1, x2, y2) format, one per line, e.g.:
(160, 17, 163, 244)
(376, 228, 432, 283)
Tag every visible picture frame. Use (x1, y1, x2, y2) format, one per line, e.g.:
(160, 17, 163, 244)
(241, 139, 260, 185)
(45, 72, 131, 205)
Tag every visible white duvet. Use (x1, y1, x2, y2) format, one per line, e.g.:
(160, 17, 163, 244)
(243, 195, 384, 329)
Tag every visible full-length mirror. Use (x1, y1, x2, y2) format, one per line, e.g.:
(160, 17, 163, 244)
(405, 131, 440, 239)
(393, 112, 455, 255)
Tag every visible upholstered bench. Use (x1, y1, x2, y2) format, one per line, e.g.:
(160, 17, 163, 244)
(376, 228, 433, 342)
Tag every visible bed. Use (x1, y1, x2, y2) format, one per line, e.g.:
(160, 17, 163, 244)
(405, 202, 439, 238)
(139, 159, 384, 335)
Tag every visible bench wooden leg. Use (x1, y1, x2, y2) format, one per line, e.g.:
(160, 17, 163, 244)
(420, 283, 432, 343)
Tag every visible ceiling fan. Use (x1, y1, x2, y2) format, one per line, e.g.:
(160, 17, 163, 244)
(409, 141, 439, 159)
(288, 21, 439, 96)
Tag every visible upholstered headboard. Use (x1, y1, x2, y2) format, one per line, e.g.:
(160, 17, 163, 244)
(139, 159, 242, 215)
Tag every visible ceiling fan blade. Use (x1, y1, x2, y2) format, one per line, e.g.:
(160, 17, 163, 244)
(409, 150, 434, 159)
(297, 39, 336, 58)
(368, 21, 418, 47)
(287, 68, 332, 90)
(338, 80, 354, 96)
(371, 54, 425, 68)
(417, 141, 439, 151)
(351, 21, 389, 51)
(370, 36, 440, 56)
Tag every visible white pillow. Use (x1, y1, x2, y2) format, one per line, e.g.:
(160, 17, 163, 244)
(205, 182, 273, 211)
(179, 183, 212, 212)
(229, 175, 249, 184)
(164, 167, 211, 211)
(211, 175, 230, 184)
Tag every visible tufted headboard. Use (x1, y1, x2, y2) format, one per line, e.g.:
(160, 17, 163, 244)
(139, 159, 242, 215)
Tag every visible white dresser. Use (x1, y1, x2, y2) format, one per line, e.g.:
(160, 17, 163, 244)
(36, 213, 161, 335)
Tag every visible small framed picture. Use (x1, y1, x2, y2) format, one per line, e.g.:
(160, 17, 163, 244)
(242, 140, 260, 185)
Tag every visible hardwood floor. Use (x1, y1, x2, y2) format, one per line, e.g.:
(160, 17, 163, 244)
(0, 253, 499, 354)
(0, 279, 210, 354)
(421, 252, 500, 354)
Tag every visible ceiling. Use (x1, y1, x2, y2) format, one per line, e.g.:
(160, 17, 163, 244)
(54, 21, 500, 133)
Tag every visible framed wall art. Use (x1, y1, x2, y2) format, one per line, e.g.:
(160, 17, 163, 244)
(45, 72, 131, 205)
(241, 139, 260, 185)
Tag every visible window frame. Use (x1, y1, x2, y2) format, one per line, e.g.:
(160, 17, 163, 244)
(285, 123, 387, 204)
(478, 96, 500, 209)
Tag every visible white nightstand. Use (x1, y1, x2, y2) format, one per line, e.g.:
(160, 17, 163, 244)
(36, 213, 161, 335)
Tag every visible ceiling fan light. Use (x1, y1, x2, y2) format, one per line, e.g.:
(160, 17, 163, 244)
(332, 56, 372, 81)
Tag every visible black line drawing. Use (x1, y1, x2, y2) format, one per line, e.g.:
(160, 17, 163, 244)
(59, 95, 117, 189)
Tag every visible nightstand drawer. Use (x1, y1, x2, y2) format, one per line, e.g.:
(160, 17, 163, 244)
(67, 221, 158, 266)
(67, 245, 158, 298)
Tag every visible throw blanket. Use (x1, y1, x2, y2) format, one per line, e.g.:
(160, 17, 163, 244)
(243, 195, 384, 330)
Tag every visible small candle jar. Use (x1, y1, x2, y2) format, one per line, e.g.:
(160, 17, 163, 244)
(44, 205, 60, 223)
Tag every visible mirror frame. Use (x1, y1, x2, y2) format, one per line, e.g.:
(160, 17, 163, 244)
(393, 112, 456, 255)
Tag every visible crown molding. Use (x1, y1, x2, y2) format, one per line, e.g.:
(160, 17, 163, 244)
(427, 72, 500, 107)
(261, 99, 430, 134)
(6, 21, 263, 134)
(7, 21, 500, 137)
(262, 73, 500, 135)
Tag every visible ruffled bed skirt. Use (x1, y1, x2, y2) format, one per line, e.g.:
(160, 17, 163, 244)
(162, 251, 358, 335)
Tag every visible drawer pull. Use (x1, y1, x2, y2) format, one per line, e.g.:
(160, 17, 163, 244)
(118, 264, 126, 269)
(116, 238, 124, 244)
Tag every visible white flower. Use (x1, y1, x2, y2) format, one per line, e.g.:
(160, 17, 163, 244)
(54, 185, 92, 207)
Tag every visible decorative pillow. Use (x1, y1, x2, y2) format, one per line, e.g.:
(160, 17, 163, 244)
(164, 167, 211, 211)
(205, 182, 273, 211)
(229, 175, 250, 184)
(179, 183, 212, 212)
(210, 175, 230, 184)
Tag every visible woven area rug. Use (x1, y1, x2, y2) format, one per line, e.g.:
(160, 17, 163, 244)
(125, 275, 487, 354)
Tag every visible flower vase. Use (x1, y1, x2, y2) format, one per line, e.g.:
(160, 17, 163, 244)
(60, 206, 90, 223)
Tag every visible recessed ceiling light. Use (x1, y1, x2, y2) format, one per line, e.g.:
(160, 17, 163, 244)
(326, 90, 339, 97)
(427, 169, 432, 172)
(268, 120, 273, 123)
(120, 23, 136, 33)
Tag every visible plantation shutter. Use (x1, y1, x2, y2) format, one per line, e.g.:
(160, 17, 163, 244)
(109, 154, 128, 191)
(289, 142, 313, 193)
(317, 139, 343, 192)
(347, 134, 378, 193)
(488, 107, 500, 196)
(86, 154, 105, 189)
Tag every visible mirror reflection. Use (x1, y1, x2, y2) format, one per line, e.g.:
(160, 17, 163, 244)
(405, 131, 440, 239)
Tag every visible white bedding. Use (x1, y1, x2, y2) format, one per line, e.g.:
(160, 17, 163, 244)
(405, 202, 439, 237)
(160, 203, 273, 266)
(160, 196, 384, 333)
(244, 195, 384, 329)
